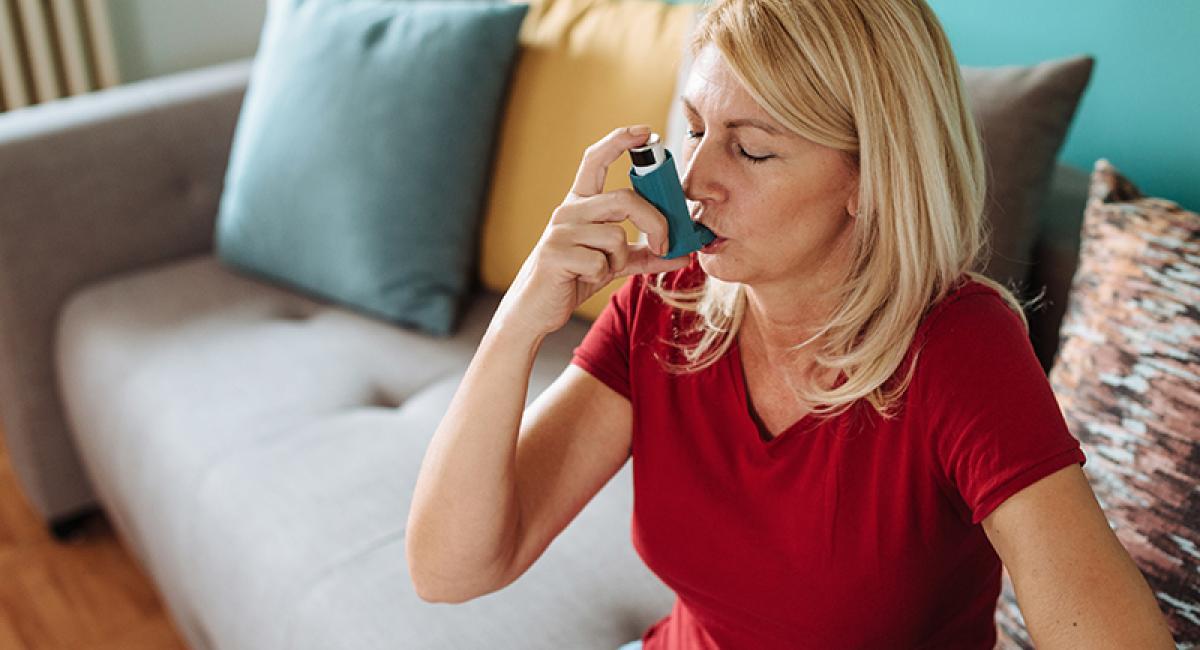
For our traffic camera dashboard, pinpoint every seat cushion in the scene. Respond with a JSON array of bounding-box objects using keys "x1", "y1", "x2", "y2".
[
  {"x1": 56, "y1": 254, "x2": 671, "y2": 649},
  {"x1": 196, "y1": 385, "x2": 670, "y2": 650}
]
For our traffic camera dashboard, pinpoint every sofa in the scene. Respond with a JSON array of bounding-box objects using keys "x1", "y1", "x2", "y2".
[
  {"x1": 0, "y1": 57, "x2": 679, "y2": 648},
  {"x1": 5, "y1": 1, "x2": 1194, "y2": 648}
]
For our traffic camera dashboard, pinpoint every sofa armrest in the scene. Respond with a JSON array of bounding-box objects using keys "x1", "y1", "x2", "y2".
[{"x1": 0, "y1": 59, "x2": 251, "y2": 528}]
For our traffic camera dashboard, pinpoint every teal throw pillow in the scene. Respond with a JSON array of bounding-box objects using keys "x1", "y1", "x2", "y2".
[{"x1": 215, "y1": 0, "x2": 529, "y2": 336}]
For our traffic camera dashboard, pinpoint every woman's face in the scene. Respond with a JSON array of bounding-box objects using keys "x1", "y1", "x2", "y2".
[{"x1": 680, "y1": 45, "x2": 859, "y2": 288}]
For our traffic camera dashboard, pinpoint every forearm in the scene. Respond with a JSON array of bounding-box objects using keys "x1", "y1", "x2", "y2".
[
  {"x1": 406, "y1": 318, "x2": 545, "y2": 603},
  {"x1": 1024, "y1": 553, "x2": 1177, "y2": 650},
  {"x1": 1015, "y1": 513, "x2": 1177, "y2": 650}
]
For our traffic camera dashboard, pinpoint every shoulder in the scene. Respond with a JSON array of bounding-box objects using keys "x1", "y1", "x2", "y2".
[
  {"x1": 905, "y1": 275, "x2": 1036, "y2": 392},
  {"x1": 917, "y1": 275, "x2": 1026, "y2": 349}
]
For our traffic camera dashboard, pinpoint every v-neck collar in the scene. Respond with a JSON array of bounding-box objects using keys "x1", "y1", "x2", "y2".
[{"x1": 728, "y1": 335, "x2": 844, "y2": 451}]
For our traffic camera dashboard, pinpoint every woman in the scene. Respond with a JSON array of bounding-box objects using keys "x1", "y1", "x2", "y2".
[{"x1": 406, "y1": 0, "x2": 1176, "y2": 647}]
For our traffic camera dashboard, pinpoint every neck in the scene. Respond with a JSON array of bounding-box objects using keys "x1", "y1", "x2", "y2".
[
  {"x1": 741, "y1": 247, "x2": 850, "y2": 356},
  {"x1": 742, "y1": 283, "x2": 831, "y2": 355}
]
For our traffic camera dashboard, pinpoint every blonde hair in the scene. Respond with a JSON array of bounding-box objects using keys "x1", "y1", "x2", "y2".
[{"x1": 650, "y1": 0, "x2": 1027, "y2": 419}]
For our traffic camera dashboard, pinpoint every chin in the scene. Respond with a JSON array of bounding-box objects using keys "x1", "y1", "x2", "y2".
[{"x1": 696, "y1": 251, "x2": 745, "y2": 283}]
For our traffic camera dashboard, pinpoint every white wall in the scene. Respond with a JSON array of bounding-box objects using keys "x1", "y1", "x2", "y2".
[{"x1": 106, "y1": 0, "x2": 268, "y2": 83}]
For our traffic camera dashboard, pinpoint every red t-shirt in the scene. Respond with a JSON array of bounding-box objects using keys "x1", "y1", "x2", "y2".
[{"x1": 570, "y1": 255, "x2": 1086, "y2": 649}]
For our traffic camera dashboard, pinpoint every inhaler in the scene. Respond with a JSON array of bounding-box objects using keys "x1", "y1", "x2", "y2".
[{"x1": 628, "y1": 133, "x2": 716, "y2": 259}]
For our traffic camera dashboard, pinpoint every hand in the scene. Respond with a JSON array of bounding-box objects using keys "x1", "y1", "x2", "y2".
[{"x1": 494, "y1": 125, "x2": 691, "y2": 339}]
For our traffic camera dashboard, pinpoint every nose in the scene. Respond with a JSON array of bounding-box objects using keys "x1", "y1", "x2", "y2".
[{"x1": 680, "y1": 137, "x2": 722, "y2": 212}]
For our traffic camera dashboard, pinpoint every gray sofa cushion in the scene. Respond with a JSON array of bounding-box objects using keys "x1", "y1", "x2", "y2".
[
  {"x1": 961, "y1": 55, "x2": 1093, "y2": 291},
  {"x1": 56, "y1": 254, "x2": 672, "y2": 649}
]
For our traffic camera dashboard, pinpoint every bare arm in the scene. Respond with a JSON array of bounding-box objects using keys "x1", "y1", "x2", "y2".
[
  {"x1": 405, "y1": 321, "x2": 544, "y2": 603},
  {"x1": 405, "y1": 125, "x2": 685, "y2": 603},
  {"x1": 983, "y1": 464, "x2": 1176, "y2": 648}
]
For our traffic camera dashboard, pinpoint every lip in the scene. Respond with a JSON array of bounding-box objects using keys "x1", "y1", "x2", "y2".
[{"x1": 701, "y1": 236, "x2": 728, "y2": 253}]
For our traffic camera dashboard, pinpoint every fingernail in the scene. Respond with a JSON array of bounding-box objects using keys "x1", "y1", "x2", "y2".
[{"x1": 629, "y1": 125, "x2": 651, "y2": 136}]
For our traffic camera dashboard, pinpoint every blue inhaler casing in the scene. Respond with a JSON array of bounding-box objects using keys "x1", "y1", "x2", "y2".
[{"x1": 628, "y1": 133, "x2": 716, "y2": 259}]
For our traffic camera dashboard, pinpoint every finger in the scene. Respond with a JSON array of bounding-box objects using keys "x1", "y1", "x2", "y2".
[
  {"x1": 555, "y1": 190, "x2": 671, "y2": 255},
  {"x1": 561, "y1": 246, "x2": 613, "y2": 285},
  {"x1": 614, "y1": 244, "x2": 691, "y2": 278},
  {"x1": 552, "y1": 222, "x2": 630, "y2": 275},
  {"x1": 568, "y1": 125, "x2": 652, "y2": 198}
]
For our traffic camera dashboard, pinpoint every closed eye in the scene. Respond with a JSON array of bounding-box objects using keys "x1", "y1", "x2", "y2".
[{"x1": 684, "y1": 130, "x2": 774, "y2": 164}]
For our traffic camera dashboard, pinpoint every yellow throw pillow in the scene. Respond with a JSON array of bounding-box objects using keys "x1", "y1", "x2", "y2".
[{"x1": 480, "y1": 0, "x2": 698, "y2": 321}]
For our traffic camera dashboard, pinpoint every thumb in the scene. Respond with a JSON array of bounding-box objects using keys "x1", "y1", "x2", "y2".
[{"x1": 617, "y1": 243, "x2": 691, "y2": 277}]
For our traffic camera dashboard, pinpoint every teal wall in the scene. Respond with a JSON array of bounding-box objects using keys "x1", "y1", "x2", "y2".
[
  {"x1": 926, "y1": 1, "x2": 1199, "y2": 211},
  {"x1": 672, "y1": 0, "x2": 1199, "y2": 210}
]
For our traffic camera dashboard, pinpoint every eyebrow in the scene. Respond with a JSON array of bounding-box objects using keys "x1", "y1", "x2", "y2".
[{"x1": 682, "y1": 96, "x2": 784, "y2": 136}]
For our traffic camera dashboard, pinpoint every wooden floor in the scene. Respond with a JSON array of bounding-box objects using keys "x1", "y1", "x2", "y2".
[{"x1": 0, "y1": 427, "x2": 188, "y2": 649}]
